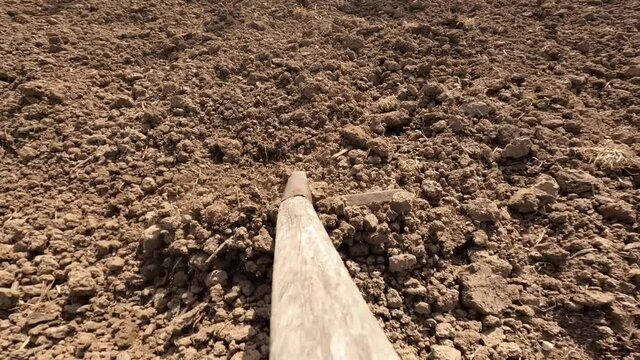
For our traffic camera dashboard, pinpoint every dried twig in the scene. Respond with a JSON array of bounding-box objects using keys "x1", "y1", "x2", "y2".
[
  {"x1": 19, "y1": 280, "x2": 55, "y2": 350},
  {"x1": 469, "y1": 346, "x2": 481, "y2": 360},
  {"x1": 533, "y1": 228, "x2": 547, "y2": 247},
  {"x1": 569, "y1": 248, "x2": 597, "y2": 259},
  {"x1": 331, "y1": 148, "x2": 349, "y2": 158},
  {"x1": 193, "y1": 169, "x2": 202, "y2": 189},
  {"x1": 538, "y1": 297, "x2": 558, "y2": 313},
  {"x1": 206, "y1": 238, "x2": 234, "y2": 264},
  {"x1": 18, "y1": 336, "x2": 29, "y2": 351}
]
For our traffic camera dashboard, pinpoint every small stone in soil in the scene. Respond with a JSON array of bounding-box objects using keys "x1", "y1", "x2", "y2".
[
  {"x1": 140, "y1": 177, "x2": 157, "y2": 194},
  {"x1": 0, "y1": 270, "x2": 15, "y2": 287},
  {"x1": 114, "y1": 320, "x2": 138, "y2": 349},
  {"x1": 431, "y1": 120, "x2": 448, "y2": 132},
  {"x1": 435, "y1": 322, "x2": 455, "y2": 339},
  {"x1": 482, "y1": 327, "x2": 504, "y2": 347},
  {"x1": 141, "y1": 225, "x2": 163, "y2": 253},
  {"x1": 471, "y1": 230, "x2": 488, "y2": 246},
  {"x1": 429, "y1": 344, "x2": 462, "y2": 360},
  {"x1": 482, "y1": 315, "x2": 501, "y2": 329},
  {"x1": 110, "y1": 95, "x2": 135, "y2": 108},
  {"x1": 572, "y1": 290, "x2": 615, "y2": 308},
  {"x1": 363, "y1": 213, "x2": 379, "y2": 230},
  {"x1": 501, "y1": 137, "x2": 532, "y2": 159},
  {"x1": 253, "y1": 227, "x2": 274, "y2": 253},
  {"x1": 25, "y1": 302, "x2": 60, "y2": 326},
  {"x1": 366, "y1": 111, "x2": 411, "y2": 128},
  {"x1": 415, "y1": 302, "x2": 431, "y2": 314},
  {"x1": 389, "y1": 254, "x2": 417, "y2": 273},
  {"x1": 106, "y1": 256, "x2": 126, "y2": 272},
  {"x1": 461, "y1": 270, "x2": 519, "y2": 315},
  {"x1": 0, "y1": 288, "x2": 19, "y2": 310},
  {"x1": 464, "y1": 198, "x2": 501, "y2": 223},
  {"x1": 204, "y1": 202, "x2": 230, "y2": 225},
  {"x1": 212, "y1": 138, "x2": 242, "y2": 163},
  {"x1": 76, "y1": 332, "x2": 95, "y2": 348},
  {"x1": 116, "y1": 352, "x2": 131, "y2": 360},
  {"x1": 386, "y1": 289, "x2": 403, "y2": 308},
  {"x1": 217, "y1": 323, "x2": 256, "y2": 342},
  {"x1": 555, "y1": 169, "x2": 600, "y2": 194},
  {"x1": 341, "y1": 189, "x2": 412, "y2": 208},
  {"x1": 461, "y1": 101, "x2": 492, "y2": 117},
  {"x1": 340, "y1": 125, "x2": 372, "y2": 148},
  {"x1": 43, "y1": 324, "x2": 70, "y2": 339},
  {"x1": 541, "y1": 341, "x2": 555, "y2": 352},
  {"x1": 496, "y1": 342, "x2": 522, "y2": 358},
  {"x1": 508, "y1": 189, "x2": 541, "y2": 213},
  {"x1": 624, "y1": 65, "x2": 640, "y2": 78},
  {"x1": 17, "y1": 146, "x2": 38, "y2": 161},
  {"x1": 629, "y1": 269, "x2": 640, "y2": 287},
  {"x1": 597, "y1": 200, "x2": 636, "y2": 224},
  {"x1": 367, "y1": 138, "x2": 393, "y2": 158},
  {"x1": 68, "y1": 269, "x2": 97, "y2": 297},
  {"x1": 204, "y1": 270, "x2": 228, "y2": 287},
  {"x1": 390, "y1": 191, "x2": 413, "y2": 214}
]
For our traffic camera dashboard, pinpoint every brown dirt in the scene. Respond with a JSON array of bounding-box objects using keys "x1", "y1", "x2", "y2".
[{"x1": 1, "y1": 0, "x2": 640, "y2": 359}]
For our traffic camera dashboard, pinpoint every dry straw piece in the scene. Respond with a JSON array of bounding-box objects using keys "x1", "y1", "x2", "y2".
[
  {"x1": 373, "y1": 96, "x2": 400, "y2": 113},
  {"x1": 572, "y1": 142, "x2": 640, "y2": 171}
]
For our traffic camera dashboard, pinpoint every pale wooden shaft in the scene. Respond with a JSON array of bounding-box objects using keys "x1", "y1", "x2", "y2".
[{"x1": 270, "y1": 196, "x2": 399, "y2": 360}]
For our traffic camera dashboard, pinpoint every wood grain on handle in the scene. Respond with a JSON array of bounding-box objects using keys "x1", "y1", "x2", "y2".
[{"x1": 270, "y1": 195, "x2": 400, "y2": 360}]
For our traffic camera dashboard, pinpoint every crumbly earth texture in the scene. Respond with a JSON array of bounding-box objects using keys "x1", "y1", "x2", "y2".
[{"x1": 1, "y1": 0, "x2": 639, "y2": 359}]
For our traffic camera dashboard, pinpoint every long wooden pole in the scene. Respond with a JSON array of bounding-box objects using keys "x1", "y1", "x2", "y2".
[{"x1": 270, "y1": 171, "x2": 399, "y2": 360}]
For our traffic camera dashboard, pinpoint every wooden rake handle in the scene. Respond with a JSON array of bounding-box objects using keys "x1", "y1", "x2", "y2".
[{"x1": 270, "y1": 171, "x2": 400, "y2": 360}]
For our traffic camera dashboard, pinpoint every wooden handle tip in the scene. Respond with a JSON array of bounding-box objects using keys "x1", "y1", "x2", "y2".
[{"x1": 283, "y1": 171, "x2": 312, "y2": 202}]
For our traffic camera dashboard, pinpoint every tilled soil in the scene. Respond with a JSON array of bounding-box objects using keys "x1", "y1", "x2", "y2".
[{"x1": 1, "y1": 0, "x2": 640, "y2": 359}]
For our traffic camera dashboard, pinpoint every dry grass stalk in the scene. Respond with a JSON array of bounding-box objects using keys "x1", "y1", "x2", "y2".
[
  {"x1": 458, "y1": 17, "x2": 477, "y2": 30},
  {"x1": 292, "y1": 7, "x2": 311, "y2": 20},
  {"x1": 574, "y1": 143, "x2": 639, "y2": 171},
  {"x1": 373, "y1": 96, "x2": 400, "y2": 113}
]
